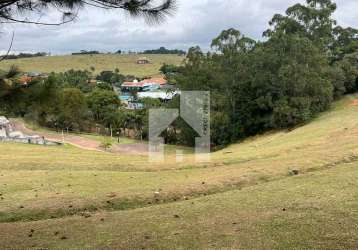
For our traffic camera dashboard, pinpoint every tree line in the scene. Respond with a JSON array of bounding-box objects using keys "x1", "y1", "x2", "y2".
[
  {"x1": 5, "y1": 52, "x2": 48, "y2": 60},
  {"x1": 72, "y1": 50, "x2": 100, "y2": 55},
  {"x1": 1, "y1": 0, "x2": 358, "y2": 149},
  {"x1": 142, "y1": 47, "x2": 186, "y2": 55},
  {"x1": 164, "y1": 0, "x2": 358, "y2": 147}
]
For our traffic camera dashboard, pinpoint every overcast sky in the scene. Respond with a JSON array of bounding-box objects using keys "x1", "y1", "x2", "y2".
[{"x1": 1, "y1": 0, "x2": 358, "y2": 54}]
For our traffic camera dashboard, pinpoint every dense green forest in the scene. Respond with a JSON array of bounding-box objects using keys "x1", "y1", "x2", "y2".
[
  {"x1": 171, "y1": 0, "x2": 358, "y2": 146},
  {"x1": 1, "y1": 0, "x2": 358, "y2": 148}
]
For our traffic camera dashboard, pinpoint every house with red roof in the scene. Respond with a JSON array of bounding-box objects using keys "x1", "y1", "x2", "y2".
[
  {"x1": 119, "y1": 77, "x2": 173, "y2": 109},
  {"x1": 121, "y1": 77, "x2": 168, "y2": 92},
  {"x1": 18, "y1": 76, "x2": 33, "y2": 85},
  {"x1": 137, "y1": 57, "x2": 151, "y2": 64}
]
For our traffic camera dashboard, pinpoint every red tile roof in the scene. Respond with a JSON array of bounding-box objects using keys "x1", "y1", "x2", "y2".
[
  {"x1": 122, "y1": 81, "x2": 144, "y2": 87},
  {"x1": 122, "y1": 77, "x2": 167, "y2": 87},
  {"x1": 18, "y1": 76, "x2": 33, "y2": 85},
  {"x1": 141, "y1": 78, "x2": 167, "y2": 85}
]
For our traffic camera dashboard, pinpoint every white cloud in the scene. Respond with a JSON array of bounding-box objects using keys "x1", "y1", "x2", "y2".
[{"x1": 0, "y1": 0, "x2": 357, "y2": 54}]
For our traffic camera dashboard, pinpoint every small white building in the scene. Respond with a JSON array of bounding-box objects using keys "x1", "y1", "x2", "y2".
[
  {"x1": 0, "y1": 116, "x2": 61, "y2": 146},
  {"x1": 0, "y1": 116, "x2": 11, "y2": 137},
  {"x1": 137, "y1": 90, "x2": 180, "y2": 101}
]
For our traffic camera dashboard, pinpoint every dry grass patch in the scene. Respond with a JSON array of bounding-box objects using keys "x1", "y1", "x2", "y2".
[
  {"x1": 0, "y1": 54, "x2": 184, "y2": 77},
  {"x1": 1, "y1": 162, "x2": 358, "y2": 249},
  {"x1": 1, "y1": 95, "x2": 358, "y2": 245}
]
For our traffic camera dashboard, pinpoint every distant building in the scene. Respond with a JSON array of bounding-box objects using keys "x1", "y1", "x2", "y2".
[
  {"x1": 137, "y1": 90, "x2": 180, "y2": 101},
  {"x1": 121, "y1": 80, "x2": 144, "y2": 92},
  {"x1": 18, "y1": 75, "x2": 33, "y2": 85},
  {"x1": 127, "y1": 102, "x2": 145, "y2": 110},
  {"x1": 137, "y1": 57, "x2": 151, "y2": 64},
  {"x1": 88, "y1": 79, "x2": 98, "y2": 86},
  {"x1": 28, "y1": 71, "x2": 41, "y2": 77},
  {"x1": 141, "y1": 77, "x2": 167, "y2": 86},
  {"x1": 121, "y1": 78, "x2": 168, "y2": 92},
  {"x1": 0, "y1": 116, "x2": 61, "y2": 145},
  {"x1": 18, "y1": 72, "x2": 48, "y2": 85},
  {"x1": 0, "y1": 116, "x2": 10, "y2": 138},
  {"x1": 119, "y1": 77, "x2": 178, "y2": 109}
]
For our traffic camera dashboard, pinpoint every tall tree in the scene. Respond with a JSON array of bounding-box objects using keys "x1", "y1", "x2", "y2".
[
  {"x1": 264, "y1": 0, "x2": 337, "y2": 51},
  {"x1": 335, "y1": 52, "x2": 358, "y2": 94},
  {"x1": 210, "y1": 28, "x2": 255, "y2": 137},
  {"x1": 245, "y1": 34, "x2": 333, "y2": 130},
  {"x1": 57, "y1": 88, "x2": 88, "y2": 130},
  {"x1": 331, "y1": 26, "x2": 358, "y2": 61},
  {"x1": 87, "y1": 88, "x2": 121, "y2": 125},
  {"x1": 55, "y1": 70, "x2": 93, "y2": 93}
]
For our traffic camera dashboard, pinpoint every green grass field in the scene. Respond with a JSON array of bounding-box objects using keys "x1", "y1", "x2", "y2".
[
  {"x1": 0, "y1": 54, "x2": 184, "y2": 77},
  {"x1": 1, "y1": 94, "x2": 358, "y2": 249}
]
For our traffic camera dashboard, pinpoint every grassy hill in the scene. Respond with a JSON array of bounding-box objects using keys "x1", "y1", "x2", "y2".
[
  {"x1": 0, "y1": 54, "x2": 184, "y2": 77},
  {"x1": 1, "y1": 94, "x2": 358, "y2": 249}
]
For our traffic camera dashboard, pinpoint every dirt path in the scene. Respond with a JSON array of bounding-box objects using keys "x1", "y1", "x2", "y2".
[{"x1": 10, "y1": 120, "x2": 148, "y2": 155}]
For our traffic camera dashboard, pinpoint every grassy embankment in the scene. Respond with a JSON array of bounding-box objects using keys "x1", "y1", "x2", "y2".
[{"x1": 1, "y1": 94, "x2": 358, "y2": 248}]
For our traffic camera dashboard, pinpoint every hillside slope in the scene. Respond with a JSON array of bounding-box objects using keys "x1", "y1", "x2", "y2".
[
  {"x1": 1, "y1": 94, "x2": 358, "y2": 249},
  {"x1": 0, "y1": 54, "x2": 184, "y2": 77},
  {"x1": 1, "y1": 160, "x2": 358, "y2": 249}
]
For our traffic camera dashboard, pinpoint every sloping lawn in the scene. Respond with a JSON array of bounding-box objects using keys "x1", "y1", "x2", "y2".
[
  {"x1": 1, "y1": 162, "x2": 358, "y2": 249},
  {"x1": 1, "y1": 95, "x2": 358, "y2": 248}
]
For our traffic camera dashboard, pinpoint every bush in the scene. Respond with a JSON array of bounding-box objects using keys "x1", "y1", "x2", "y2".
[{"x1": 100, "y1": 140, "x2": 112, "y2": 151}]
